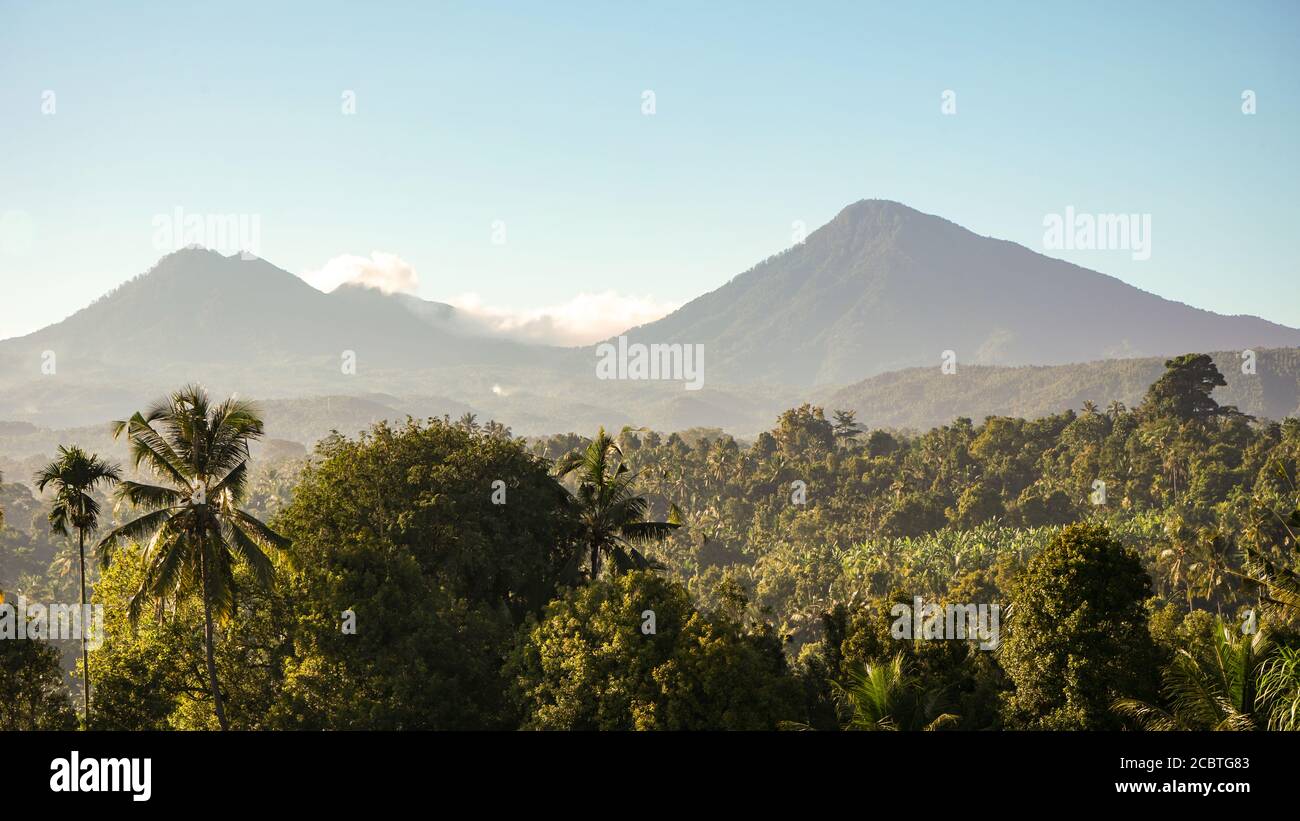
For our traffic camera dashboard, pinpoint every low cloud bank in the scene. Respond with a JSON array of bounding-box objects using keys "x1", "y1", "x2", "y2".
[{"x1": 304, "y1": 252, "x2": 677, "y2": 346}]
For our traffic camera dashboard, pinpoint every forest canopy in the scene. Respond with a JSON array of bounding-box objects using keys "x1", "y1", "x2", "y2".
[{"x1": 2, "y1": 354, "x2": 1299, "y2": 731}]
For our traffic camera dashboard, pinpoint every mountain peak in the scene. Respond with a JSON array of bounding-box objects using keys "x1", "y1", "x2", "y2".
[
  {"x1": 624, "y1": 199, "x2": 1300, "y2": 386},
  {"x1": 836, "y1": 198, "x2": 925, "y2": 218},
  {"x1": 131, "y1": 247, "x2": 284, "y2": 289},
  {"x1": 151, "y1": 245, "x2": 256, "y2": 267},
  {"x1": 823, "y1": 199, "x2": 966, "y2": 243}
]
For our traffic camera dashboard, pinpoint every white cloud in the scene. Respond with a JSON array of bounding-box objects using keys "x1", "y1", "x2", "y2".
[
  {"x1": 445, "y1": 291, "x2": 679, "y2": 346},
  {"x1": 302, "y1": 252, "x2": 419, "y2": 295},
  {"x1": 303, "y1": 252, "x2": 678, "y2": 346}
]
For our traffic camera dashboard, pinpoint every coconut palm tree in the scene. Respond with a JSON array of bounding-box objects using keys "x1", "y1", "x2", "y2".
[
  {"x1": 33, "y1": 446, "x2": 121, "y2": 725},
  {"x1": 554, "y1": 427, "x2": 681, "y2": 579},
  {"x1": 832, "y1": 654, "x2": 958, "y2": 731},
  {"x1": 1114, "y1": 621, "x2": 1272, "y2": 730},
  {"x1": 1258, "y1": 646, "x2": 1300, "y2": 730},
  {"x1": 1240, "y1": 490, "x2": 1300, "y2": 626},
  {"x1": 97, "y1": 385, "x2": 287, "y2": 730},
  {"x1": 456, "y1": 412, "x2": 480, "y2": 432},
  {"x1": 1141, "y1": 418, "x2": 1189, "y2": 501},
  {"x1": 1231, "y1": 493, "x2": 1300, "y2": 730}
]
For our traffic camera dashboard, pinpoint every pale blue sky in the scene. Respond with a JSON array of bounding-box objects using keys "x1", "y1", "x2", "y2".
[{"x1": 1, "y1": 0, "x2": 1298, "y2": 342}]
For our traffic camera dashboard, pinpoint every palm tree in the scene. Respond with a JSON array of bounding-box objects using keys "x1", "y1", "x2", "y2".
[
  {"x1": 34, "y1": 445, "x2": 122, "y2": 725},
  {"x1": 1258, "y1": 646, "x2": 1300, "y2": 730},
  {"x1": 554, "y1": 427, "x2": 681, "y2": 579},
  {"x1": 1157, "y1": 541, "x2": 1195, "y2": 606},
  {"x1": 97, "y1": 385, "x2": 287, "y2": 730},
  {"x1": 1141, "y1": 418, "x2": 1187, "y2": 501},
  {"x1": 831, "y1": 654, "x2": 957, "y2": 731},
  {"x1": 1081, "y1": 400, "x2": 1099, "y2": 416},
  {"x1": 1240, "y1": 489, "x2": 1300, "y2": 626},
  {"x1": 1115, "y1": 621, "x2": 1272, "y2": 730},
  {"x1": 1106, "y1": 400, "x2": 1127, "y2": 421},
  {"x1": 456, "y1": 412, "x2": 480, "y2": 432},
  {"x1": 1234, "y1": 493, "x2": 1300, "y2": 730},
  {"x1": 704, "y1": 441, "x2": 735, "y2": 493}
]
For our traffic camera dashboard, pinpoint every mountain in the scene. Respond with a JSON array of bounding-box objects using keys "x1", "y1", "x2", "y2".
[
  {"x1": 4, "y1": 202, "x2": 1299, "y2": 438},
  {"x1": 0, "y1": 248, "x2": 797, "y2": 433},
  {"x1": 0, "y1": 249, "x2": 559, "y2": 426},
  {"x1": 0, "y1": 248, "x2": 544, "y2": 378},
  {"x1": 821, "y1": 347, "x2": 1300, "y2": 432},
  {"x1": 619, "y1": 200, "x2": 1300, "y2": 386}
]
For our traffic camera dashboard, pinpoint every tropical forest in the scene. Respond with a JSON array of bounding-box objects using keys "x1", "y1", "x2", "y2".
[{"x1": 2, "y1": 352, "x2": 1298, "y2": 733}]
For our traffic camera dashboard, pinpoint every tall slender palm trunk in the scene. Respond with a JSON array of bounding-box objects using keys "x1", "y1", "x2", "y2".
[
  {"x1": 77, "y1": 528, "x2": 90, "y2": 726},
  {"x1": 200, "y1": 548, "x2": 229, "y2": 730}
]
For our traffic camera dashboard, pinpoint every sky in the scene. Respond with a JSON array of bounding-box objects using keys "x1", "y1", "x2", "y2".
[{"x1": 1, "y1": 0, "x2": 1298, "y2": 343}]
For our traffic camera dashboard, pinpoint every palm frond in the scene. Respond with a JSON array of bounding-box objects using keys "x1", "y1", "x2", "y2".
[
  {"x1": 1258, "y1": 646, "x2": 1300, "y2": 731},
  {"x1": 115, "y1": 480, "x2": 186, "y2": 510},
  {"x1": 224, "y1": 520, "x2": 277, "y2": 589},
  {"x1": 97, "y1": 507, "x2": 177, "y2": 564},
  {"x1": 1113, "y1": 698, "x2": 1182, "y2": 730}
]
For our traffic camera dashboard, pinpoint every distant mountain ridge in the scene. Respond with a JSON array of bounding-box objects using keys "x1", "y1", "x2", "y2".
[
  {"x1": 7, "y1": 346, "x2": 1299, "y2": 482},
  {"x1": 822, "y1": 347, "x2": 1300, "y2": 432}
]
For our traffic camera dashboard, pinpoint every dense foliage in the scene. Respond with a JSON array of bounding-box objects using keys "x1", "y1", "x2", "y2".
[
  {"x1": 2, "y1": 353, "x2": 1299, "y2": 730},
  {"x1": 508, "y1": 571, "x2": 800, "y2": 729}
]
